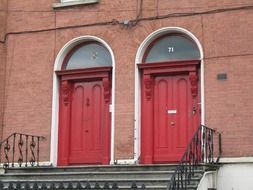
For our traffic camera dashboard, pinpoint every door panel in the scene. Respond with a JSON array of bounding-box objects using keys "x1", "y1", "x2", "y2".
[
  {"x1": 90, "y1": 84, "x2": 103, "y2": 151},
  {"x1": 153, "y1": 74, "x2": 196, "y2": 162},
  {"x1": 70, "y1": 84, "x2": 85, "y2": 153},
  {"x1": 69, "y1": 81, "x2": 104, "y2": 164},
  {"x1": 175, "y1": 78, "x2": 188, "y2": 149}
]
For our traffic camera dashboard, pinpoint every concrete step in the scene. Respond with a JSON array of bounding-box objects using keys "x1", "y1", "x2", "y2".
[
  {"x1": 1, "y1": 182, "x2": 168, "y2": 190},
  {"x1": 0, "y1": 170, "x2": 204, "y2": 180},
  {"x1": 0, "y1": 170, "x2": 173, "y2": 180},
  {"x1": 4, "y1": 164, "x2": 180, "y2": 174},
  {"x1": 0, "y1": 176, "x2": 203, "y2": 187},
  {"x1": 0, "y1": 164, "x2": 213, "y2": 190},
  {"x1": 1, "y1": 178, "x2": 202, "y2": 189}
]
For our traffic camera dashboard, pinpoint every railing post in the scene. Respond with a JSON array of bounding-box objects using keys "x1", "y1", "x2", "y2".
[
  {"x1": 37, "y1": 136, "x2": 40, "y2": 166},
  {"x1": 18, "y1": 134, "x2": 24, "y2": 167},
  {"x1": 211, "y1": 129, "x2": 214, "y2": 163},
  {"x1": 217, "y1": 133, "x2": 222, "y2": 163},
  {"x1": 25, "y1": 135, "x2": 28, "y2": 167},
  {"x1": 12, "y1": 134, "x2": 16, "y2": 167},
  {"x1": 0, "y1": 143, "x2": 2, "y2": 164},
  {"x1": 4, "y1": 139, "x2": 10, "y2": 168},
  {"x1": 201, "y1": 125, "x2": 205, "y2": 163}
]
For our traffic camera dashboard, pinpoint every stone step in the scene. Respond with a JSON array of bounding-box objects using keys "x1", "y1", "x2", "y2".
[
  {"x1": 4, "y1": 164, "x2": 181, "y2": 174},
  {"x1": 1, "y1": 183, "x2": 199, "y2": 190},
  {"x1": 1, "y1": 182, "x2": 169, "y2": 190},
  {"x1": 0, "y1": 170, "x2": 173, "y2": 180},
  {"x1": 0, "y1": 183, "x2": 199, "y2": 190},
  {"x1": 0, "y1": 176, "x2": 202, "y2": 187},
  {"x1": 0, "y1": 167, "x2": 204, "y2": 181},
  {"x1": 0, "y1": 164, "x2": 215, "y2": 190},
  {"x1": 0, "y1": 170, "x2": 203, "y2": 180}
]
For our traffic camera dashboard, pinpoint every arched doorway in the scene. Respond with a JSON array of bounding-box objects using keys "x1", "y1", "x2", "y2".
[
  {"x1": 56, "y1": 40, "x2": 113, "y2": 166},
  {"x1": 135, "y1": 28, "x2": 203, "y2": 164}
]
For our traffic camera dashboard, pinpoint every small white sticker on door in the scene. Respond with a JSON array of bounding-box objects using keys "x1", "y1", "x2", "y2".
[{"x1": 168, "y1": 110, "x2": 177, "y2": 114}]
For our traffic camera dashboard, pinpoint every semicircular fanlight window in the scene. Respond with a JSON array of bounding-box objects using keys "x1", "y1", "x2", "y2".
[
  {"x1": 64, "y1": 42, "x2": 112, "y2": 70},
  {"x1": 144, "y1": 34, "x2": 200, "y2": 63}
]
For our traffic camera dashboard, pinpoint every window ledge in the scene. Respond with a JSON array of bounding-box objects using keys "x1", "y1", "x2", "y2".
[{"x1": 53, "y1": 0, "x2": 99, "y2": 9}]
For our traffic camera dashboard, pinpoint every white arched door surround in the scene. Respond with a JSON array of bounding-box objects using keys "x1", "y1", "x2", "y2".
[
  {"x1": 50, "y1": 36, "x2": 116, "y2": 166},
  {"x1": 134, "y1": 27, "x2": 205, "y2": 163}
]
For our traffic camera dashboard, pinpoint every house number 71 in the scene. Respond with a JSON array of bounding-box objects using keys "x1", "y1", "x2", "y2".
[{"x1": 168, "y1": 47, "x2": 174, "y2": 53}]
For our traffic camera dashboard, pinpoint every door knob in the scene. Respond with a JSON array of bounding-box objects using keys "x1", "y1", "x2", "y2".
[{"x1": 170, "y1": 121, "x2": 175, "y2": 126}]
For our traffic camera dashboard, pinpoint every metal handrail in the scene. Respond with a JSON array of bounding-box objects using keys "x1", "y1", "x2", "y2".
[
  {"x1": 0, "y1": 132, "x2": 46, "y2": 168},
  {"x1": 167, "y1": 125, "x2": 222, "y2": 190}
]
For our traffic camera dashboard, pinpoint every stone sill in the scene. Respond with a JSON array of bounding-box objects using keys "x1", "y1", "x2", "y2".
[{"x1": 53, "y1": 0, "x2": 99, "y2": 9}]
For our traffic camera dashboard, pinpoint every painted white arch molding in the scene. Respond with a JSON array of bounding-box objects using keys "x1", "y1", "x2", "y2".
[
  {"x1": 134, "y1": 27, "x2": 205, "y2": 162},
  {"x1": 50, "y1": 36, "x2": 116, "y2": 166}
]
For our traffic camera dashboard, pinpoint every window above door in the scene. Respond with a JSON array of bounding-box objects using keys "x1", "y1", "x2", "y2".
[
  {"x1": 63, "y1": 42, "x2": 112, "y2": 70},
  {"x1": 143, "y1": 34, "x2": 201, "y2": 63}
]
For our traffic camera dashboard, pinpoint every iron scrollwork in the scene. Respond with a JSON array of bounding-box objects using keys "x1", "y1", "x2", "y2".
[
  {"x1": 0, "y1": 133, "x2": 45, "y2": 168},
  {"x1": 18, "y1": 134, "x2": 24, "y2": 167},
  {"x1": 30, "y1": 136, "x2": 36, "y2": 166},
  {"x1": 3, "y1": 139, "x2": 11, "y2": 168}
]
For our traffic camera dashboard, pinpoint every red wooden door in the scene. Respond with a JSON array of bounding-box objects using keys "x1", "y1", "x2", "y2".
[
  {"x1": 153, "y1": 74, "x2": 198, "y2": 162},
  {"x1": 57, "y1": 68, "x2": 111, "y2": 166},
  {"x1": 69, "y1": 80, "x2": 104, "y2": 164}
]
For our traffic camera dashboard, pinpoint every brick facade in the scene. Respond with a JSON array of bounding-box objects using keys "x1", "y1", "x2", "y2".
[
  {"x1": 0, "y1": 0, "x2": 253, "y2": 162},
  {"x1": 0, "y1": 0, "x2": 7, "y2": 141}
]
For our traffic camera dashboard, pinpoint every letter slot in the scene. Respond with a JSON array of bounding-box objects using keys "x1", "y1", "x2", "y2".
[{"x1": 167, "y1": 109, "x2": 177, "y2": 114}]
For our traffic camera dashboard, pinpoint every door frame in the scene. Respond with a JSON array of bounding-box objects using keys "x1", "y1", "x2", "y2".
[
  {"x1": 51, "y1": 36, "x2": 116, "y2": 166},
  {"x1": 57, "y1": 67, "x2": 112, "y2": 165},
  {"x1": 134, "y1": 27, "x2": 204, "y2": 163},
  {"x1": 138, "y1": 61, "x2": 200, "y2": 163}
]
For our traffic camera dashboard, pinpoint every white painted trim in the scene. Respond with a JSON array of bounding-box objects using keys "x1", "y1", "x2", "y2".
[
  {"x1": 53, "y1": 0, "x2": 99, "y2": 9},
  {"x1": 0, "y1": 162, "x2": 52, "y2": 174},
  {"x1": 219, "y1": 157, "x2": 253, "y2": 163},
  {"x1": 0, "y1": 162, "x2": 52, "y2": 168},
  {"x1": 197, "y1": 171, "x2": 217, "y2": 190},
  {"x1": 134, "y1": 27, "x2": 205, "y2": 162},
  {"x1": 50, "y1": 36, "x2": 115, "y2": 166},
  {"x1": 0, "y1": 162, "x2": 52, "y2": 175},
  {"x1": 114, "y1": 159, "x2": 138, "y2": 165}
]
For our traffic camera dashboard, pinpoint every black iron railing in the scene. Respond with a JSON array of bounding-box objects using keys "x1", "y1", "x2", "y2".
[
  {"x1": 168, "y1": 125, "x2": 222, "y2": 190},
  {"x1": 0, "y1": 133, "x2": 46, "y2": 168}
]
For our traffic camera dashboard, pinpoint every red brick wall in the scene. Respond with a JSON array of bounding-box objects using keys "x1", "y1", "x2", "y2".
[
  {"x1": 1, "y1": 0, "x2": 253, "y2": 161},
  {"x1": 0, "y1": 44, "x2": 6, "y2": 141},
  {"x1": 203, "y1": 9, "x2": 253, "y2": 157},
  {"x1": 0, "y1": 0, "x2": 7, "y2": 141},
  {"x1": 3, "y1": 33, "x2": 55, "y2": 161}
]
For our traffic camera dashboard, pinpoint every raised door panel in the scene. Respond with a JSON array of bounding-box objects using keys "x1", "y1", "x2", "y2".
[
  {"x1": 154, "y1": 76, "x2": 172, "y2": 161},
  {"x1": 69, "y1": 83, "x2": 86, "y2": 161},
  {"x1": 86, "y1": 81, "x2": 103, "y2": 162},
  {"x1": 173, "y1": 76, "x2": 191, "y2": 156}
]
